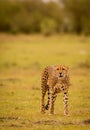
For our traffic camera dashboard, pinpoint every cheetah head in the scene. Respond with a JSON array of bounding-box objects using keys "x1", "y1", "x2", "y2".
[{"x1": 55, "y1": 65, "x2": 69, "y2": 79}]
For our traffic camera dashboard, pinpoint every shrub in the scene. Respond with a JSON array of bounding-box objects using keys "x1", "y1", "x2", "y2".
[{"x1": 40, "y1": 18, "x2": 57, "y2": 36}]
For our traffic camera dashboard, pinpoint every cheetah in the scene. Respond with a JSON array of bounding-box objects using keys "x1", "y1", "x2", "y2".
[{"x1": 41, "y1": 65, "x2": 70, "y2": 115}]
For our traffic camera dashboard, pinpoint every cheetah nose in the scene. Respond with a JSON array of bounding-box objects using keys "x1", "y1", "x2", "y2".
[{"x1": 59, "y1": 73, "x2": 63, "y2": 77}]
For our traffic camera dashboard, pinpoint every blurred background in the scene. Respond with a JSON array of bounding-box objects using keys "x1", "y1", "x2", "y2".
[{"x1": 0, "y1": 0, "x2": 90, "y2": 35}]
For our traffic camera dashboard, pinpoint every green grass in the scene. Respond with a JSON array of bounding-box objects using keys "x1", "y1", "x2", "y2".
[{"x1": 0, "y1": 34, "x2": 90, "y2": 130}]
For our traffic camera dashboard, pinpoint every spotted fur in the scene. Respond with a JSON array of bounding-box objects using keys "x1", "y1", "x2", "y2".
[{"x1": 41, "y1": 65, "x2": 70, "y2": 115}]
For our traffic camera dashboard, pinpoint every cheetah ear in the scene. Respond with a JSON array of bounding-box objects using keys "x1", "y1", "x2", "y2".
[{"x1": 66, "y1": 66, "x2": 69, "y2": 70}]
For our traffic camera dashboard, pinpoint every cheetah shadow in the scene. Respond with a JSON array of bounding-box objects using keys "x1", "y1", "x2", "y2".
[
  {"x1": 34, "y1": 118, "x2": 90, "y2": 125},
  {"x1": 0, "y1": 117, "x2": 90, "y2": 127}
]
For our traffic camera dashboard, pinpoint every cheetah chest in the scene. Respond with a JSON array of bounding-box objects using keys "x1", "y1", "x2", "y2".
[{"x1": 54, "y1": 83, "x2": 68, "y2": 93}]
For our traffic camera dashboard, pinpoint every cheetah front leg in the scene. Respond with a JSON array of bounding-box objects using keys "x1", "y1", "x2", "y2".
[
  {"x1": 63, "y1": 91, "x2": 69, "y2": 116},
  {"x1": 45, "y1": 88, "x2": 50, "y2": 110},
  {"x1": 49, "y1": 89, "x2": 57, "y2": 115}
]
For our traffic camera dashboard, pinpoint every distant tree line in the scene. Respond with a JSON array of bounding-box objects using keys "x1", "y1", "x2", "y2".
[{"x1": 0, "y1": 0, "x2": 90, "y2": 35}]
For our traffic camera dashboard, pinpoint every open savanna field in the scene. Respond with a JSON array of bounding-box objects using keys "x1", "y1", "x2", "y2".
[{"x1": 0, "y1": 34, "x2": 90, "y2": 130}]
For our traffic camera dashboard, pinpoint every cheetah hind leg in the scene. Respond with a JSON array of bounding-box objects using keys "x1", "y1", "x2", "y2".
[{"x1": 41, "y1": 88, "x2": 47, "y2": 114}]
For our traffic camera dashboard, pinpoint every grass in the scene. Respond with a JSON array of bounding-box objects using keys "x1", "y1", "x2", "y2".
[{"x1": 0, "y1": 34, "x2": 90, "y2": 130}]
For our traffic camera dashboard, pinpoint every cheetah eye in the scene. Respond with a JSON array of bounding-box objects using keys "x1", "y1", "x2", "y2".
[
  {"x1": 56, "y1": 68, "x2": 59, "y2": 70},
  {"x1": 62, "y1": 68, "x2": 65, "y2": 70}
]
